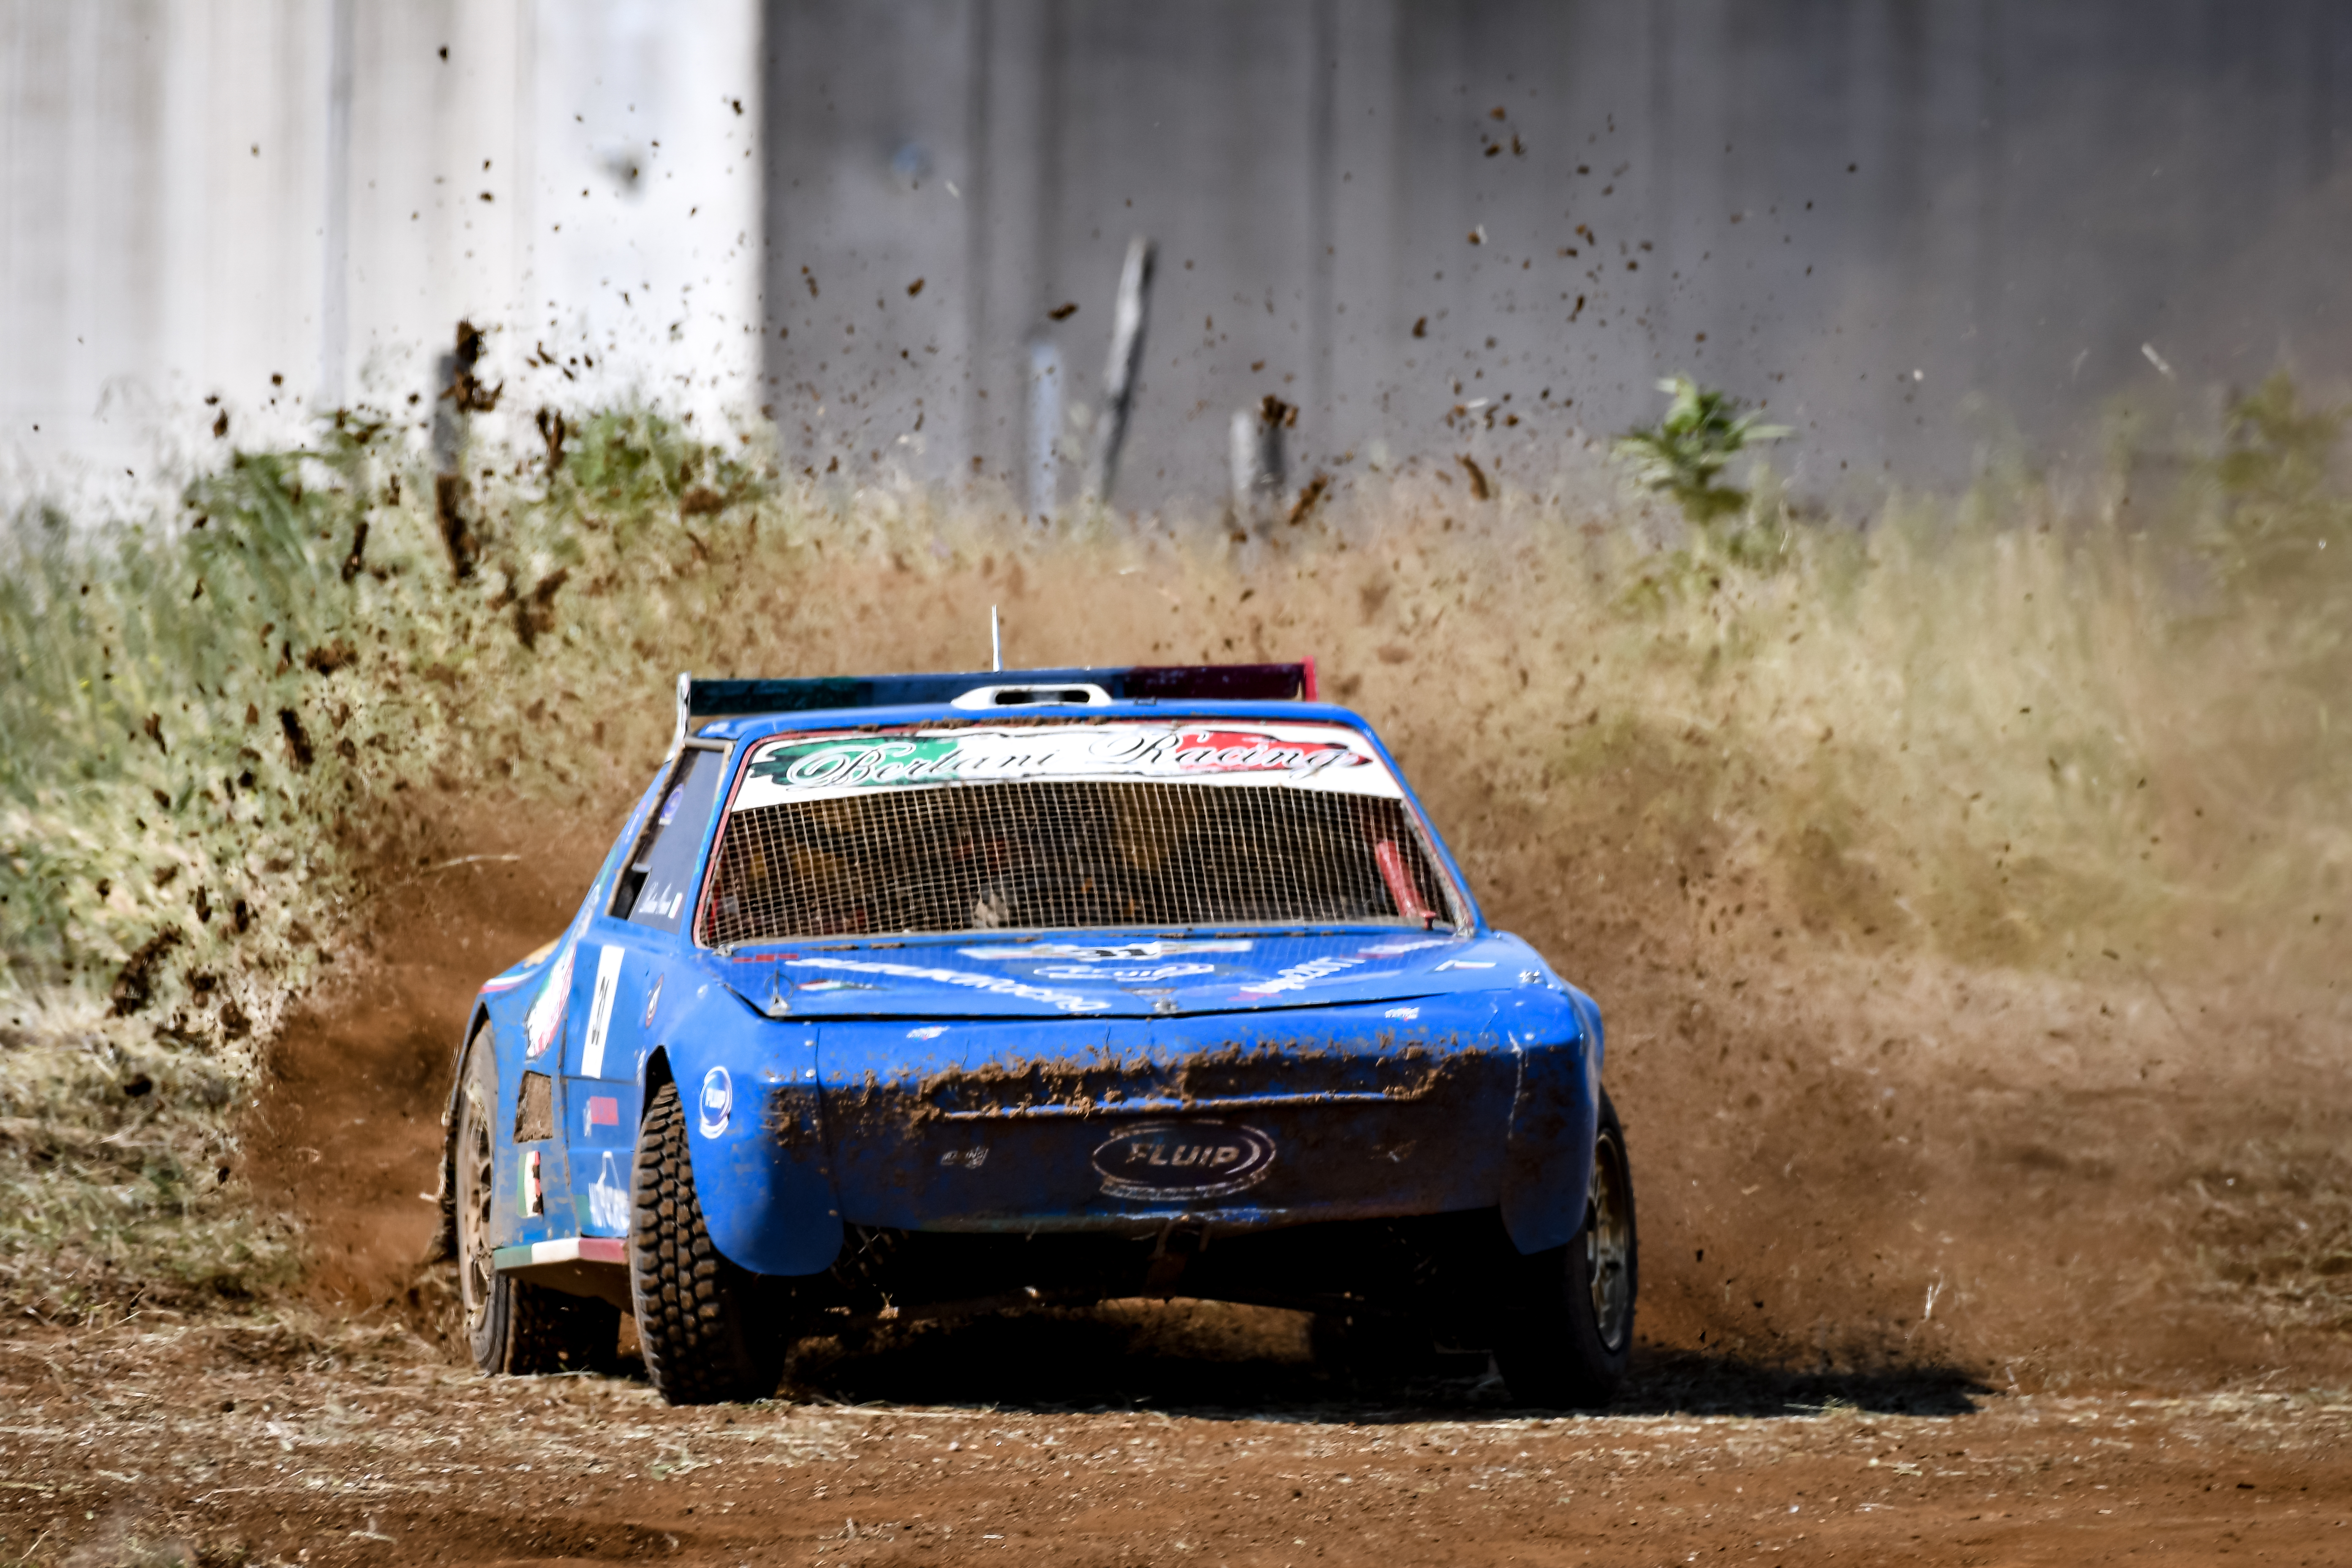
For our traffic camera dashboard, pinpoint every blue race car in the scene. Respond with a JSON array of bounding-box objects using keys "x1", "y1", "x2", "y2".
[{"x1": 438, "y1": 663, "x2": 1636, "y2": 1405}]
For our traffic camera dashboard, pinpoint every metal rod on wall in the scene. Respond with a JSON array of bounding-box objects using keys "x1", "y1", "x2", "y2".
[
  {"x1": 1229, "y1": 395, "x2": 1292, "y2": 531},
  {"x1": 1083, "y1": 234, "x2": 1156, "y2": 504}
]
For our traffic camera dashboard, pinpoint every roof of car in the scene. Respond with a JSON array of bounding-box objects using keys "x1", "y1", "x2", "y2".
[
  {"x1": 671, "y1": 662, "x2": 1328, "y2": 751},
  {"x1": 694, "y1": 697, "x2": 1375, "y2": 745}
]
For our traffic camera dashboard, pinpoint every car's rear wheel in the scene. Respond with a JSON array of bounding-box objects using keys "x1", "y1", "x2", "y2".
[
  {"x1": 629, "y1": 1076, "x2": 787, "y2": 1405},
  {"x1": 1493, "y1": 1091, "x2": 1637, "y2": 1407},
  {"x1": 455, "y1": 1027, "x2": 618, "y2": 1375}
]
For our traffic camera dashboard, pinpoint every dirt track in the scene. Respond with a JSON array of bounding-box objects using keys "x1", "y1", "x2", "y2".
[
  {"x1": 114, "y1": 751, "x2": 2345, "y2": 1564},
  {"x1": 3, "y1": 1311, "x2": 2349, "y2": 1567}
]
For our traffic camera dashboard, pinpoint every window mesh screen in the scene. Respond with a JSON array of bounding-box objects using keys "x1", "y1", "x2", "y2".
[{"x1": 698, "y1": 781, "x2": 1452, "y2": 945}]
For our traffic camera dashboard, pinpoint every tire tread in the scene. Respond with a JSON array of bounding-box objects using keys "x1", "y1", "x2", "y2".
[{"x1": 629, "y1": 1078, "x2": 783, "y2": 1404}]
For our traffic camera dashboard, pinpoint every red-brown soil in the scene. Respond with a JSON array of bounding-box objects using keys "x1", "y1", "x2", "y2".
[
  {"x1": 244, "y1": 818, "x2": 599, "y2": 1322},
  {"x1": 1, "y1": 1310, "x2": 2347, "y2": 1567}
]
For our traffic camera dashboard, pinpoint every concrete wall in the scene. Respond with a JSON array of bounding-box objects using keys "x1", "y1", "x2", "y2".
[
  {"x1": 0, "y1": 0, "x2": 761, "y2": 514},
  {"x1": 9, "y1": 1, "x2": 2352, "y2": 520},
  {"x1": 760, "y1": 0, "x2": 2352, "y2": 514}
]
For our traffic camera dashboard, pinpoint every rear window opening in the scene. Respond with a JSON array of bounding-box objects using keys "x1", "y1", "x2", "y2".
[{"x1": 695, "y1": 721, "x2": 1460, "y2": 945}]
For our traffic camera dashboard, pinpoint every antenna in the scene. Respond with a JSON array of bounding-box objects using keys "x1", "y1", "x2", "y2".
[{"x1": 991, "y1": 605, "x2": 1002, "y2": 671}]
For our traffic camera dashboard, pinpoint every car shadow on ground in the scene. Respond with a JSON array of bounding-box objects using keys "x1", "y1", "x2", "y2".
[
  {"x1": 1610, "y1": 1346, "x2": 1991, "y2": 1419},
  {"x1": 770, "y1": 1308, "x2": 1991, "y2": 1422}
]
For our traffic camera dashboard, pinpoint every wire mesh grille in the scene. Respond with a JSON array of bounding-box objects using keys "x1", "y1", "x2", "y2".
[{"x1": 698, "y1": 780, "x2": 1453, "y2": 944}]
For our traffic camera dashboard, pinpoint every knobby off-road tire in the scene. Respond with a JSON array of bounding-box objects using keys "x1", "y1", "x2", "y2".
[
  {"x1": 1493, "y1": 1091, "x2": 1638, "y2": 1408},
  {"x1": 629, "y1": 1077, "x2": 786, "y2": 1405},
  {"x1": 455, "y1": 1027, "x2": 619, "y2": 1375}
]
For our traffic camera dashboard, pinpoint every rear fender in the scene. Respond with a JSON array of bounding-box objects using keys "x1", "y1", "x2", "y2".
[
  {"x1": 1496, "y1": 985, "x2": 1605, "y2": 1254},
  {"x1": 640, "y1": 978, "x2": 843, "y2": 1277}
]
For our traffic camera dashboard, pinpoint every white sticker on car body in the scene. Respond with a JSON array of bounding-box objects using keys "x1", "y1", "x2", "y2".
[
  {"x1": 587, "y1": 1150, "x2": 628, "y2": 1231},
  {"x1": 1358, "y1": 936, "x2": 1454, "y2": 957},
  {"x1": 784, "y1": 956, "x2": 1109, "y2": 1013},
  {"x1": 698, "y1": 1067, "x2": 732, "y2": 1138},
  {"x1": 1034, "y1": 963, "x2": 1216, "y2": 982},
  {"x1": 580, "y1": 944, "x2": 625, "y2": 1078},
  {"x1": 1092, "y1": 1122, "x2": 1277, "y2": 1200},
  {"x1": 959, "y1": 939, "x2": 1254, "y2": 962},
  {"x1": 1236, "y1": 953, "x2": 1367, "y2": 996},
  {"x1": 523, "y1": 906, "x2": 592, "y2": 1058},
  {"x1": 733, "y1": 722, "x2": 1396, "y2": 810}
]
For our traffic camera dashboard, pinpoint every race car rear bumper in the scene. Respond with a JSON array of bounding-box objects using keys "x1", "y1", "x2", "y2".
[{"x1": 671, "y1": 987, "x2": 1603, "y2": 1277}]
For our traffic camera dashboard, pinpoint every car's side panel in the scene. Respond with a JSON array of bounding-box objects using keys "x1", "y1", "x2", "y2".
[
  {"x1": 564, "y1": 1079, "x2": 642, "y2": 1237},
  {"x1": 655, "y1": 975, "x2": 843, "y2": 1276},
  {"x1": 482, "y1": 771, "x2": 666, "y2": 1256},
  {"x1": 555, "y1": 922, "x2": 672, "y2": 1233},
  {"x1": 474, "y1": 980, "x2": 564, "y2": 1254},
  {"x1": 564, "y1": 743, "x2": 741, "y2": 1237},
  {"x1": 1495, "y1": 984, "x2": 1605, "y2": 1254}
]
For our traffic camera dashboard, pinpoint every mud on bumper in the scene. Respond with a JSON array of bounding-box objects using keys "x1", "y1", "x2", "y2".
[{"x1": 680, "y1": 991, "x2": 1603, "y2": 1277}]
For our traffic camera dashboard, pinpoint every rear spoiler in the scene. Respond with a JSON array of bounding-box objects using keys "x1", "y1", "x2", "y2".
[{"x1": 669, "y1": 661, "x2": 1318, "y2": 757}]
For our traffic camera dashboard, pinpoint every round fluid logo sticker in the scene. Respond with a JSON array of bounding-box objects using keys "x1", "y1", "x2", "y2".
[
  {"x1": 697, "y1": 1066, "x2": 732, "y2": 1138},
  {"x1": 1092, "y1": 1121, "x2": 1276, "y2": 1200}
]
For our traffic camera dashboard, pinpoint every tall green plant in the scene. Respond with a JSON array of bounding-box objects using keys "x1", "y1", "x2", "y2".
[{"x1": 1612, "y1": 374, "x2": 1790, "y2": 526}]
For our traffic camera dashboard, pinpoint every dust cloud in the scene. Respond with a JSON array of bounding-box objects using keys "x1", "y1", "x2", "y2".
[{"x1": 249, "y1": 518, "x2": 2352, "y2": 1395}]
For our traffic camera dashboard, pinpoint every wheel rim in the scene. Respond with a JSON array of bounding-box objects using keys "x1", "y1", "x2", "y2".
[
  {"x1": 1583, "y1": 1129, "x2": 1633, "y2": 1353},
  {"x1": 456, "y1": 1080, "x2": 497, "y2": 1339}
]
